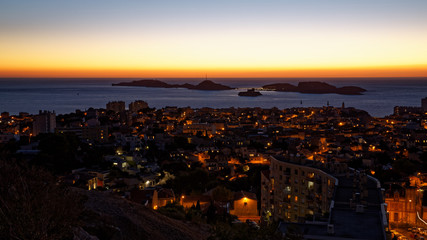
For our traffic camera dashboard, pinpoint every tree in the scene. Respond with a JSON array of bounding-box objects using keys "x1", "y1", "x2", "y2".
[
  {"x1": 212, "y1": 186, "x2": 234, "y2": 202},
  {"x1": 392, "y1": 158, "x2": 417, "y2": 176},
  {"x1": 166, "y1": 168, "x2": 213, "y2": 195},
  {"x1": 0, "y1": 160, "x2": 82, "y2": 240},
  {"x1": 33, "y1": 133, "x2": 82, "y2": 173},
  {"x1": 206, "y1": 201, "x2": 218, "y2": 224},
  {"x1": 157, "y1": 202, "x2": 186, "y2": 220}
]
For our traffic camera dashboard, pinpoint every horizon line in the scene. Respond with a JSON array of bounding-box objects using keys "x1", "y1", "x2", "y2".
[{"x1": 1, "y1": 76, "x2": 427, "y2": 79}]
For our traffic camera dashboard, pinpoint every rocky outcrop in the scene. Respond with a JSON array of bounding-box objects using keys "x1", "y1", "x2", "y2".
[
  {"x1": 73, "y1": 227, "x2": 100, "y2": 240},
  {"x1": 336, "y1": 86, "x2": 367, "y2": 95},
  {"x1": 113, "y1": 80, "x2": 233, "y2": 91},
  {"x1": 262, "y1": 81, "x2": 366, "y2": 95},
  {"x1": 113, "y1": 80, "x2": 365, "y2": 94},
  {"x1": 190, "y1": 80, "x2": 233, "y2": 90},
  {"x1": 77, "y1": 189, "x2": 208, "y2": 240},
  {"x1": 238, "y1": 89, "x2": 262, "y2": 97}
]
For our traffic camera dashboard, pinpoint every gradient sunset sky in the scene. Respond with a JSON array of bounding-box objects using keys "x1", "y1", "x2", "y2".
[{"x1": 1, "y1": 0, "x2": 426, "y2": 78}]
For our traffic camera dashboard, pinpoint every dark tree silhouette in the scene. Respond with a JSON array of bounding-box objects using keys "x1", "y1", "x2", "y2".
[{"x1": 0, "y1": 160, "x2": 82, "y2": 240}]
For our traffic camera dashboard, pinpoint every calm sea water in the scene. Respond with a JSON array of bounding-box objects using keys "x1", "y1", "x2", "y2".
[{"x1": 1, "y1": 78, "x2": 426, "y2": 117}]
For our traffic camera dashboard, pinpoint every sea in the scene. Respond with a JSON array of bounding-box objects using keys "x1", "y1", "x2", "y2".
[{"x1": 1, "y1": 78, "x2": 427, "y2": 117}]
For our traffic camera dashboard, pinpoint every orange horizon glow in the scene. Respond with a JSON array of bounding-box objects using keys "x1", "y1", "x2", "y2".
[
  {"x1": 2, "y1": 1, "x2": 427, "y2": 80},
  {"x1": 1, "y1": 65, "x2": 426, "y2": 78}
]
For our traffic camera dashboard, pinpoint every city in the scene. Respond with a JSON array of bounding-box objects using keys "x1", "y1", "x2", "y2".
[
  {"x1": 2, "y1": 98, "x2": 427, "y2": 239},
  {"x1": 1, "y1": 1, "x2": 427, "y2": 239}
]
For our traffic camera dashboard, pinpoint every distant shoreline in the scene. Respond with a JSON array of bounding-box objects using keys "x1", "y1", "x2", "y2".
[
  {"x1": 1, "y1": 78, "x2": 426, "y2": 117},
  {"x1": 113, "y1": 79, "x2": 367, "y2": 95},
  {"x1": 112, "y1": 79, "x2": 234, "y2": 90},
  {"x1": 262, "y1": 82, "x2": 367, "y2": 95}
]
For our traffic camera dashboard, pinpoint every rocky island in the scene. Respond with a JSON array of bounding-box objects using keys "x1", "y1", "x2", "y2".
[
  {"x1": 113, "y1": 79, "x2": 234, "y2": 91},
  {"x1": 262, "y1": 81, "x2": 366, "y2": 95},
  {"x1": 238, "y1": 88, "x2": 262, "y2": 97},
  {"x1": 113, "y1": 80, "x2": 365, "y2": 95}
]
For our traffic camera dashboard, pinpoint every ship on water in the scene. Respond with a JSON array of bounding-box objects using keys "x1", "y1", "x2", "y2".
[{"x1": 238, "y1": 88, "x2": 262, "y2": 97}]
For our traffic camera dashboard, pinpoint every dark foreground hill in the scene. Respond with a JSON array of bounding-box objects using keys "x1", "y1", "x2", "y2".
[
  {"x1": 0, "y1": 159, "x2": 208, "y2": 240},
  {"x1": 76, "y1": 189, "x2": 209, "y2": 240}
]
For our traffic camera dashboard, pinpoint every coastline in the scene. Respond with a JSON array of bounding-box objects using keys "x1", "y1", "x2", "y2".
[{"x1": 1, "y1": 78, "x2": 427, "y2": 117}]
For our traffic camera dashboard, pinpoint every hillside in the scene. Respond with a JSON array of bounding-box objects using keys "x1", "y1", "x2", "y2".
[{"x1": 78, "y1": 189, "x2": 209, "y2": 240}]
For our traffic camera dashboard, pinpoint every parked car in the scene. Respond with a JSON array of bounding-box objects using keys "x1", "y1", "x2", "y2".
[
  {"x1": 246, "y1": 219, "x2": 260, "y2": 229},
  {"x1": 232, "y1": 219, "x2": 243, "y2": 224}
]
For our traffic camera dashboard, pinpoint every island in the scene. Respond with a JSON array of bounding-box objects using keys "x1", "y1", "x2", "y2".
[
  {"x1": 112, "y1": 79, "x2": 234, "y2": 91},
  {"x1": 262, "y1": 82, "x2": 366, "y2": 95},
  {"x1": 238, "y1": 88, "x2": 262, "y2": 97}
]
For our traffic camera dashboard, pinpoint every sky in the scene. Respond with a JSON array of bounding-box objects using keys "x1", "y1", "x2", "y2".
[{"x1": 0, "y1": 0, "x2": 427, "y2": 78}]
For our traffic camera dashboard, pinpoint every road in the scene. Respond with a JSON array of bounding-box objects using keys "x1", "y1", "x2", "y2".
[{"x1": 392, "y1": 228, "x2": 426, "y2": 240}]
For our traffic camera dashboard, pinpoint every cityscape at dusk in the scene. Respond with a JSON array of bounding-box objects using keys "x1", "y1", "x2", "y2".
[{"x1": 1, "y1": 1, "x2": 427, "y2": 240}]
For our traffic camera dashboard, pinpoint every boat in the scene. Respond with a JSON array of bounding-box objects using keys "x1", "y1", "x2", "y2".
[{"x1": 238, "y1": 88, "x2": 262, "y2": 97}]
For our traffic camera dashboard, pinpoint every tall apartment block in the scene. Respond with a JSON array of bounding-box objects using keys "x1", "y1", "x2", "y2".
[
  {"x1": 106, "y1": 101, "x2": 125, "y2": 113},
  {"x1": 262, "y1": 155, "x2": 388, "y2": 239},
  {"x1": 32, "y1": 110, "x2": 56, "y2": 136},
  {"x1": 422, "y1": 97, "x2": 427, "y2": 112},
  {"x1": 262, "y1": 156, "x2": 340, "y2": 223},
  {"x1": 129, "y1": 100, "x2": 148, "y2": 113}
]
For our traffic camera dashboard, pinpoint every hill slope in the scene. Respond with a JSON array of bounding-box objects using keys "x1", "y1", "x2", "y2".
[{"x1": 79, "y1": 189, "x2": 209, "y2": 240}]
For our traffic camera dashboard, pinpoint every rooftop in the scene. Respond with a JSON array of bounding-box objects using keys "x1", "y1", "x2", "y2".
[
  {"x1": 329, "y1": 175, "x2": 385, "y2": 239},
  {"x1": 276, "y1": 156, "x2": 386, "y2": 240}
]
